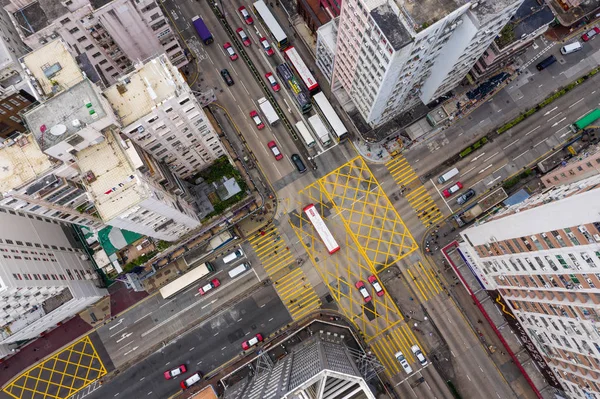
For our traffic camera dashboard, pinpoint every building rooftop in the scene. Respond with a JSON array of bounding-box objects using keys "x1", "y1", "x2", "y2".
[
  {"x1": 90, "y1": 0, "x2": 115, "y2": 10},
  {"x1": 24, "y1": 79, "x2": 108, "y2": 150},
  {"x1": 75, "y1": 130, "x2": 145, "y2": 222},
  {"x1": 0, "y1": 134, "x2": 53, "y2": 194},
  {"x1": 370, "y1": 3, "x2": 412, "y2": 50},
  {"x1": 21, "y1": 40, "x2": 84, "y2": 96},
  {"x1": 512, "y1": 1, "x2": 554, "y2": 42},
  {"x1": 103, "y1": 55, "x2": 183, "y2": 127},
  {"x1": 317, "y1": 19, "x2": 338, "y2": 51},
  {"x1": 10, "y1": 0, "x2": 67, "y2": 38},
  {"x1": 395, "y1": 0, "x2": 465, "y2": 28},
  {"x1": 545, "y1": 0, "x2": 600, "y2": 26}
]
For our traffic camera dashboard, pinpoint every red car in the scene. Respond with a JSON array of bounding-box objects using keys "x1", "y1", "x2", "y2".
[
  {"x1": 355, "y1": 281, "x2": 372, "y2": 303},
  {"x1": 250, "y1": 110, "x2": 265, "y2": 130},
  {"x1": 238, "y1": 6, "x2": 253, "y2": 25},
  {"x1": 236, "y1": 28, "x2": 251, "y2": 46},
  {"x1": 259, "y1": 37, "x2": 274, "y2": 56},
  {"x1": 164, "y1": 364, "x2": 186, "y2": 380},
  {"x1": 242, "y1": 333, "x2": 263, "y2": 350},
  {"x1": 268, "y1": 141, "x2": 283, "y2": 160},
  {"x1": 582, "y1": 27, "x2": 600, "y2": 41},
  {"x1": 442, "y1": 182, "x2": 463, "y2": 198},
  {"x1": 198, "y1": 278, "x2": 220, "y2": 295},
  {"x1": 265, "y1": 72, "x2": 280, "y2": 92},
  {"x1": 223, "y1": 42, "x2": 238, "y2": 61},
  {"x1": 368, "y1": 275, "x2": 384, "y2": 297}
]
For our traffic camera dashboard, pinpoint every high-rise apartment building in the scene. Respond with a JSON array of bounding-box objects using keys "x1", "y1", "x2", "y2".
[
  {"x1": 4, "y1": 0, "x2": 187, "y2": 86},
  {"x1": 328, "y1": 0, "x2": 523, "y2": 128},
  {"x1": 0, "y1": 210, "x2": 106, "y2": 358},
  {"x1": 0, "y1": 7, "x2": 30, "y2": 90},
  {"x1": 104, "y1": 54, "x2": 225, "y2": 180},
  {"x1": 458, "y1": 174, "x2": 600, "y2": 398}
]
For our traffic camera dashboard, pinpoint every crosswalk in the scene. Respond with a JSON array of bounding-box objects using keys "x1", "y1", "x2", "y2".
[
  {"x1": 406, "y1": 262, "x2": 443, "y2": 302},
  {"x1": 370, "y1": 324, "x2": 421, "y2": 376},
  {"x1": 386, "y1": 156, "x2": 444, "y2": 228},
  {"x1": 248, "y1": 224, "x2": 321, "y2": 319}
]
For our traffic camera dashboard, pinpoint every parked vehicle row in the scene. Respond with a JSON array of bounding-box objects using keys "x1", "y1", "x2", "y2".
[{"x1": 354, "y1": 276, "x2": 385, "y2": 303}]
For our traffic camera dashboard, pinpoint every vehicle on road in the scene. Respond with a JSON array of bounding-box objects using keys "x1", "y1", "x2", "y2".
[
  {"x1": 560, "y1": 41, "x2": 583, "y2": 54},
  {"x1": 242, "y1": 333, "x2": 263, "y2": 350},
  {"x1": 228, "y1": 262, "x2": 251, "y2": 279},
  {"x1": 238, "y1": 6, "x2": 253, "y2": 24},
  {"x1": 536, "y1": 55, "x2": 556, "y2": 71},
  {"x1": 355, "y1": 281, "x2": 372, "y2": 303},
  {"x1": 303, "y1": 204, "x2": 340, "y2": 254},
  {"x1": 259, "y1": 37, "x2": 274, "y2": 56},
  {"x1": 258, "y1": 97, "x2": 279, "y2": 125},
  {"x1": 265, "y1": 72, "x2": 280, "y2": 91},
  {"x1": 236, "y1": 28, "x2": 251, "y2": 46},
  {"x1": 308, "y1": 115, "x2": 331, "y2": 146},
  {"x1": 160, "y1": 262, "x2": 215, "y2": 299},
  {"x1": 443, "y1": 182, "x2": 463, "y2": 197},
  {"x1": 250, "y1": 110, "x2": 265, "y2": 130},
  {"x1": 253, "y1": 0, "x2": 288, "y2": 48},
  {"x1": 284, "y1": 46, "x2": 319, "y2": 92},
  {"x1": 268, "y1": 140, "x2": 283, "y2": 160},
  {"x1": 275, "y1": 64, "x2": 311, "y2": 113},
  {"x1": 291, "y1": 154, "x2": 307, "y2": 173},
  {"x1": 220, "y1": 69, "x2": 234, "y2": 86},
  {"x1": 411, "y1": 345, "x2": 428, "y2": 366},
  {"x1": 368, "y1": 275, "x2": 384, "y2": 296},
  {"x1": 395, "y1": 351, "x2": 413, "y2": 374},
  {"x1": 198, "y1": 278, "x2": 220, "y2": 295},
  {"x1": 192, "y1": 16, "x2": 213, "y2": 45},
  {"x1": 570, "y1": 108, "x2": 600, "y2": 132},
  {"x1": 312, "y1": 92, "x2": 348, "y2": 141},
  {"x1": 438, "y1": 168, "x2": 459, "y2": 184},
  {"x1": 223, "y1": 42, "x2": 238, "y2": 61},
  {"x1": 164, "y1": 364, "x2": 186, "y2": 380},
  {"x1": 457, "y1": 188, "x2": 476, "y2": 205},
  {"x1": 223, "y1": 248, "x2": 245, "y2": 264},
  {"x1": 295, "y1": 121, "x2": 315, "y2": 148},
  {"x1": 180, "y1": 372, "x2": 202, "y2": 390},
  {"x1": 582, "y1": 27, "x2": 600, "y2": 41}
]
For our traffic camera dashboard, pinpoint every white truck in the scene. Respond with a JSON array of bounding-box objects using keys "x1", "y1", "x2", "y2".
[
  {"x1": 308, "y1": 115, "x2": 331, "y2": 146},
  {"x1": 258, "y1": 97, "x2": 279, "y2": 125}
]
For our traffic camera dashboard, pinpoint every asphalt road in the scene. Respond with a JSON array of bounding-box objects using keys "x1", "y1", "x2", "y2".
[{"x1": 85, "y1": 285, "x2": 290, "y2": 399}]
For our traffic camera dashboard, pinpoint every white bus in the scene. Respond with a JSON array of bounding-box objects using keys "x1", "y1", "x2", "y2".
[
  {"x1": 308, "y1": 115, "x2": 331, "y2": 146},
  {"x1": 295, "y1": 120, "x2": 315, "y2": 148},
  {"x1": 253, "y1": 1, "x2": 288, "y2": 49},
  {"x1": 159, "y1": 262, "x2": 214, "y2": 299},
  {"x1": 312, "y1": 92, "x2": 349, "y2": 141},
  {"x1": 303, "y1": 204, "x2": 340, "y2": 254}
]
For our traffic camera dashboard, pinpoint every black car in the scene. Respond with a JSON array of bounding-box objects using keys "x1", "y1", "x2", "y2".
[
  {"x1": 291, "y1": 154, "x2": 307, "y2": 173},
  {"x1": 457, "y1": 189, "x2": 475, "y2": 205},
  {"x1": 220, "y1": 69, "x2": 234, "y2": 86}
]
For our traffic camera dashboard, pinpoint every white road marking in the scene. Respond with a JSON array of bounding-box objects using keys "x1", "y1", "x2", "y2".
[
  {"x1": 261, "y1": 303, "x2": 266, "y2": 307},
  {"x1": 268, "y1": 318, "x2": 274, "y2": 322},
  {"x1": 140, "y1": 377, "x2": 145, "y2": 381},
  {"x1": 109, "y1": 319, "x2": 124, "y2": 330},
  {"x1": 547, "y1": 111, "x2": 562, "y2": 122},
  {"x1": 147, "y1": 392, "x2": 152, "y2": 396},
  {"x1": 487, "y1": 176, "x2": 502, "y2": 185},
  {"x1": 245, "y1": 331, "x2": 251, "y2": 335},
  {"x1": 201, "y1": 299, "x2": 217, "y2": 309},
  {"x1": 524, "y1": 126, "x2": 541, "y2": 136},
  {"x1": 221, "y1": 346, "x2": 227, "y2": 351},
  {"x1": 470, "y1": 152, "x2": 486, "y2": 162},
  {"x1": 165, "y1": 361, "x2": 170, "y2": 366},
  {"x1": 240, "y1": 80, "x2": 250, "y2": 95},
  {"x1": 189, "y1": 347, "x2": 195, "y2": 351},
  {"x1": 483, "y1": 152, "x2": 499, "y2": 162},
  {"x1": 197, "y1": 361, "x2": 203, "y2": 365},
  {"x1": 116, "y1": 333, "x2": 133, "y2": 344},
  {"x1": 543, "y1": 106, "x2": 557, "y2": 116},
  {"x1": 237, "y1": 318, "x2": 243, "y2": 322},
  {"x1": 513, "y1": 150, "x2": 529, "y2": 161},
  {"x1": 134, "y1": 313, "x2": 152, "y2": 324},
  {"x1": 503, "y1": 139, "x2": 519, "y2": 150},
  {"x1": 480, "y1": 366, "x2": 484, "y2": 372},
  {"x1": 114, "y1": 394, "x2": 119, "y2": 397},
  {"x1": 479, "y1": 164, "x2": 493, "y2": 174},
  {"x1": 429, "y1": 178, "x2": 453, "y2": 213},
  {"x1": 467, "y1": 374, "x2": 471, "y2": 381},
  {"x1": 110, "y1": 327, "x2": 127, "y2": 338},
  {"x1": 533, "y1": 139, "x2": 546, "y2": 148},
  {"x1": 462, "y1": 166, "x2": 476, "y2": 175},
  {"x1": 551, "y1": 117, "x2": 566, "y2": 127},
  {"x1": 229, "y1": 64, "x2": 238, "y2": 76},
  {"x1": 492, "y1": 164, "x2": 507, "y2": 174},
  {"x1": 569, "y1": 98, "x2": 585, "y2": 108},
  {"x1": 451, "y1": 350, "x2": 456, "y2": 357},
  {"x1": 214, "y1": 332, "x2": 219, "y2": 336}
]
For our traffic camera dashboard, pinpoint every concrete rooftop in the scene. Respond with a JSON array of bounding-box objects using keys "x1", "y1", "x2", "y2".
[
  {"x1": 103, "y1": 55, "x2": 182, "y2": 127},
  {"x1": 0, "y1": 134, "x2": 53, "y2": 194},
  {"x1": 21, "y1": 40, "x2": 84, "y2": 95},
  {"x1": 371, "y1": 3, "x2": 412, "y2": 50},
  {"x1": 75, "y1": 131, "x2": 144, "y2": 222},
  {"x1": 24, "y1": 79, "x2": 108, "y2": 150},
  {"x1": 546, "y1": 0, "x2": 600, "y2": 26},
  {"x1": 395, "y1": 0, "x2": 465, "y2": 28},
  {"x1": 11, "y1": 0, "x2": 68, "y2": 38}
]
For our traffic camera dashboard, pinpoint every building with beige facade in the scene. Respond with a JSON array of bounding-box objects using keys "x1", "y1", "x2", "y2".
[{"x1": 458, "y1": 174, "x2": 600, "y2": 398}]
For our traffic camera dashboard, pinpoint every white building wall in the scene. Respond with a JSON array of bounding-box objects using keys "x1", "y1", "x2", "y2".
[{"x1": 0, "y1": 209, "x2": 106, "y2": 347}]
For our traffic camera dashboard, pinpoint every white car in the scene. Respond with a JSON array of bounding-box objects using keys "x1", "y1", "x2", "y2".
[
  {"x1": 411, "y1": 345, "x2": 428, "y2": 366},
  {"x1": 395, "y1": 351, "x2": 413, "y2": 374}
]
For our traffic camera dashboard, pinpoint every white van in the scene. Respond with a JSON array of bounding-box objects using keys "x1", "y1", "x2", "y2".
[
  {"x1": 560, "y1": 41, "x2": 583, "y2": 55},
  {"x1": 438, "y1": 167, "x2": 459, "y2": 184},
  {"x1": 228, "y1": 262, "x2": 251, "y2": 279},
  {"x1": 223, "y1": 248, "x2": 245, "y2": 264},
  {"x1": 395, "y1": 351, "x2": 413, "y2": 374}
]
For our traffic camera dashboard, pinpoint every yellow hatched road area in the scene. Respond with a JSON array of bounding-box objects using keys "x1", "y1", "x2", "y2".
[
  {"x1": 386, "y1": 156, "x2": 444, "y2": 228},
  {"x1": 248, "y1": 224, "x2": 321, "y2": 319},
  {"x1": 406, "y1": 261, "x2": 444, "y2": 302},
  {"x1": 370, "y1": 324, "x2": 420, "y2": 375},
  {"x1": 290, "y1": 157, "x2": 417, "y2": 341},
  {"x1": 3, "y1": 336, "x2": 106, "y2": 399}
]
